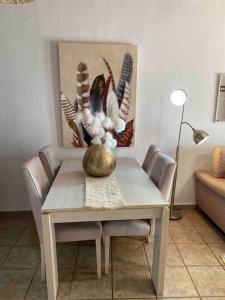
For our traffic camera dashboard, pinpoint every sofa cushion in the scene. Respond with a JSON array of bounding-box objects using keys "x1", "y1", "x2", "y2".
[
  {"x1": 212, "y1": 147, "x2": 225, "y2": 178},
  {"x1": 195, "y1": 170, "x2": 225, "y2": 199}
]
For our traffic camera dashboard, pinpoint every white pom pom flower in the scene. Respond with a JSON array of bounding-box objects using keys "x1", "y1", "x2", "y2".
[
  {"x1": 75, "y1": 111, "x2": 83, "y2": 124},
  {"x1": 96, "y1": 112, "x2": 105, "y2": 123},
  {"x1": 89, "y1": 123, "x2": 101, "y2": 136},
  {"x1": 114, "y1": 118, "x2": 126, "y2": 133},
  {"x1": 91, "y1": 136, "x2": 102, "y2": 145},
  {"x1": 105, "y1": 131, "x2": 113, "y2": 140},
  {"x1": 111, "y1": 138, "x2": 117, "y2": 148},
  {"x1": 102, "y1": 117, "x2": 114, "y2": 130},
  {"x1": 83, "y1": 108, "x2": 91, "y2": 116},
  {"x1": 98, "y1": 127, "x2": 105, "y2": 138},
  {"x1": 85, "y1": 114, "x2": 94, "y2": 125}
]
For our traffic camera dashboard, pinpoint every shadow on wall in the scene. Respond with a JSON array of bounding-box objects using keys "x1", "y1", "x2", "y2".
[{"x1": 174, "y1": 146, "x2": 212, "y2": 204}]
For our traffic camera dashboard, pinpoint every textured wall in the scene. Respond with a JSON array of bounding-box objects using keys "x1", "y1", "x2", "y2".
[{"x1": 0, "y1": 0, "x2": 225, "y2": 210}]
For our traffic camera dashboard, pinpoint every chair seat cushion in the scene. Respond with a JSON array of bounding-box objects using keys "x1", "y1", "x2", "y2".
[
  {"x1": 103, "y1": 219, "x2": 151, "y2": 237},
  {"x1": 55, "y1": 221, "x2": 102, "y2": 243},
  {"x1": 195, "y1": 170, "x2": 225, "y2": 199}
]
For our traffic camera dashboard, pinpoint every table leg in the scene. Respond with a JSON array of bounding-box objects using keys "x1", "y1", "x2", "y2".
[
  {"x1": 42, "y1": 213, "x2": 58, "y2": 300},
  {"x1": 151, "y1": 207, "x2": 169, "y2": 296}
]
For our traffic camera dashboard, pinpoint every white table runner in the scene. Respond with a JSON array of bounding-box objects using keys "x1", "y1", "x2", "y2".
[{"x1": 85, "y1": 172, "x2": 125, "y2": 209}]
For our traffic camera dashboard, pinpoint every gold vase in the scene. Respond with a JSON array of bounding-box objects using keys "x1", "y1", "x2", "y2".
[{"x1": 82, "y1": 144, "x2": 116, "y2": 177}]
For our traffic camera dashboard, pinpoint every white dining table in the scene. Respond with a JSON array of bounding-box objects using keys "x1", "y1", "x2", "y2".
[{"x1": 42, "y1": 157, "x2": 169, "y2": 300}]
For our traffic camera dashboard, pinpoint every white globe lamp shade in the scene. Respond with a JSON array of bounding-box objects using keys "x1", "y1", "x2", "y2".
[{"x1": 170, "y1": 89, "x2": 187, "y2": 106}]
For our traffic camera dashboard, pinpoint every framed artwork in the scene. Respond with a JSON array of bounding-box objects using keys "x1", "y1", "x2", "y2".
[
  {"x1": 215, "y1": 73, "x2": 225, "y2": 122},
  {"x1": 59, "y1": 42, "x2": 137, "y2": 148}
]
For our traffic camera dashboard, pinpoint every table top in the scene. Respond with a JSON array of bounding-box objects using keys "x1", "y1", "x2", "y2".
[{"x1": 42, "y1": 157, "x2": 168, "y2": 213}]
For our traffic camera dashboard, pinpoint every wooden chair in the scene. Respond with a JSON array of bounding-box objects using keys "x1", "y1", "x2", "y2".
[
  {"x1": 103, "y1": 153, "x2": 176, "y2": 274},
  {"x1": 21, "y1": 156, "x2": 102, "y2": 281}
]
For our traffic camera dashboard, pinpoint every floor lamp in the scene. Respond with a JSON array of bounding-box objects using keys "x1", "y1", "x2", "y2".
[{"x1": 170, "y1": 89, "x2": 209, "y2": 220}]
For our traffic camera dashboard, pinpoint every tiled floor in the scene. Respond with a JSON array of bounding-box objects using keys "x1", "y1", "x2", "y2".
[{"x1": 0, "y1": 209, "x2": 224, "y2": 300}]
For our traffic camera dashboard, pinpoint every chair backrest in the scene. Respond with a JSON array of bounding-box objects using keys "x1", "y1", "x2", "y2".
[
  {"x1": 21, "y1": 156, "x2": 50, "y2": 244},
  {"x1": 150, "y1": 153, "x2": 176, "y2": 201},
  {"x1": 39, "y1": 145, "x2": 61, "y2": 183},
  {"x1": 142, "y1": 144, "x2": 160, "y2": 175}
]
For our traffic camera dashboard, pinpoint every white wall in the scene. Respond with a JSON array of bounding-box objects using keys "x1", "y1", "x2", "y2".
[{"x1": 1, "y1": 0, "x2": 225, "y2": 210}]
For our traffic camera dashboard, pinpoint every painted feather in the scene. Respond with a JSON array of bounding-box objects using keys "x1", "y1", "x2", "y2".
[
  {"x1": 117, "y1": 52, "x2": 133, "y2": 106},
  {"x1": 61, "y1": 93, "x2": 84, "y2": 147},
  {"x1": 81, "y1": 111, "x2": 95, "y2": 139},
  {"x1": 106, "y1": 90, "x2": 119, "y2": 122},
  {"x1": 89, "y1": 74, "x2": 105, "y2": 113},
  {"x1": 61, "y1": 93, "x2": 76, "y2": 122},
  {"x1": 103, "y1": 75, "x2": 112, "y2": 113},
  {"x1": 118, "y1": 81, "x2": 131, "y2": 121},
  {"x1": 76, "y1": 62, "x2": 90, "y2": 109},
  {"x1": 113, "y1": 119, "x2": 134, "y2": 147},
  {"x1": 102, "y1": 57, "x2": 116, "y2": 93},
  {"x1": 68, "y1": 120, "x2": 84, "y2": 148},
  {"x1": 81, "y1": 124, "x2": 93, "y2": 146},
  {"x1": 74, "y1": 98, "x2": 79, "y2": 113}
]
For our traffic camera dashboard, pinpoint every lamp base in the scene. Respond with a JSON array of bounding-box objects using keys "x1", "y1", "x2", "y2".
[{"x1": 170, "y1": 209, "x2": 183, "y2": 220}]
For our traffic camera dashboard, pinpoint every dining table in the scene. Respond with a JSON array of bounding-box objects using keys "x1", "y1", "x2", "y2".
[{"x1": 41, "y1": 157, "x2": 170, "y2": 300}]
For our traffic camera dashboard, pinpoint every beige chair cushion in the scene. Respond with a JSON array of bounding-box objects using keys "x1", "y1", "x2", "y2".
[
  {"x1": 55, "y1": 222, "x2": 102, "y2": 242},
  {"x1": 212, "y1": 147, "x2": 225, "y2": 178},
  {"x1": 142, "y1": 144, "x2": 160, "y2": 175},
  {"x1": 103, "y1": 220, "x2": 150, "y2": 237},
  {"x1": 39, "y1": 145, "x2": 61, "y2": 183},
  {"x1": 150, "y1": 153, "x2": 176, "y2": 201},
  {"x1": 195, "y1": 170, "x2": 225, "y2": 199}
]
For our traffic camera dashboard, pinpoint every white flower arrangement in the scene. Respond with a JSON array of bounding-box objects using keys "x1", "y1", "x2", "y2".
[{"x1": 76, "y1": 108, "x2": 126, "y2": 149}]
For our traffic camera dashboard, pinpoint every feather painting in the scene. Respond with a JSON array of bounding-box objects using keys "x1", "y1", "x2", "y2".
[
  {"x1": 118, "y1": 81, "x2": 131, "y2": 121},
  {"x1": 117, "y1": 52, "x2": 133, "y2": 106},
  {"x1": 59, "y1": 43, "x2": 137, "y2": 148},
  {"x1": 76, "y1": 62, "x2": 90, "y2": 109},
  {"x1": 61, "y1": 93, "x2": 84, "y2": 147},
  {"x1": 89, "y1": 74, "x2": 105, "y2": 113}
]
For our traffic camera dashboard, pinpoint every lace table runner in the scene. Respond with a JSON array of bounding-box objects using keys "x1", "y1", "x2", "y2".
[{"x1": 85, "y1": 172, "x2": 125, "y2": 209}]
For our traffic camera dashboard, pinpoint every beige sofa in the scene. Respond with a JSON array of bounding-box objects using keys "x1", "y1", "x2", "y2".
[{"x1": 195, "y1": 148, "x2": 225, "y2": 233}]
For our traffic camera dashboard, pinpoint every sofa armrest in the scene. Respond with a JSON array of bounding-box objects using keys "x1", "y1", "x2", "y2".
[{"x1": 195, "y1": 170, "x2": 225, "y2": 200}]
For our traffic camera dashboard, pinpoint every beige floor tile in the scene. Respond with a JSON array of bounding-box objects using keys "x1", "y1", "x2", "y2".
[
  {"x1": 112, "y1": 236, "x2": 145, "y2": 244},
  {"x1": 146, "y1": 232, "x2": 174, "y2": 244},
  {"x1": 113, "y1": 267, "x2": 155, "y2": 298},
  {"x1": 0, "y1": 228, "x2": 24, "y2": 245},
  {"x1": 112, "y1": 242, "x2": 148, "y2": 267},
  {"x1": 0, "y1": 215, "x2": 31, "y2": 229},
  {"x1": 169, "y1": 225, "x2": 204, "y2": 244},
  {"x1": 0, "y1": 246, "x2": 12, "y2": 265},
  {"x1": 158, "y1": 298, "x2": 200, "y2": 300},
  {"x1": 169, "y1": 215, "x2": 193, "y2": 228},
  {"x1": 26, "y1": 268, "x2": 73, "y2": 300},
  {"x1": 57, "y1": 244, "x2": 78, "y2": 269},
  {"x1": 176, "y1": 243, "x2": 219, "y2": 266},
  {"x1": 194, "y1": 223, "x2": 225, "y2": 244},
  {"x1": 2, "y1": 246, "x2": 40, "y2": 269},
  {"x1": 27, "y1": 218, "x2": 36, "y2": 228},
  {"x1": 188, "y1": 266, "x2": 225, "y2": 296},
  {"x1": 183, "y1": 209, "x2": 210, "y2": 226},
  {"x1": 145, "y1": 243, "x2": 184, "y2": 267},
  {"x1": 161, "y1": 266, "x2": 198, "y2": 297},
  {"x1": 201, "y1": 298, "x2": 225, "y2": 300},
  {"x1": 208, "y1": 243, "x2": 225, "y2": 265},
  {"x1": 70, "y1": 268, "x2": 112, "y2": 299},
  {"x1": 0, "y1": 269, "x2": 34, "y2": 300},
  {"x1": 16, "y1": 227, "x2": 39, "y2": 246},
  {"x1": 77, "y1": 244, "x2": 104, "y2": 268}
]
